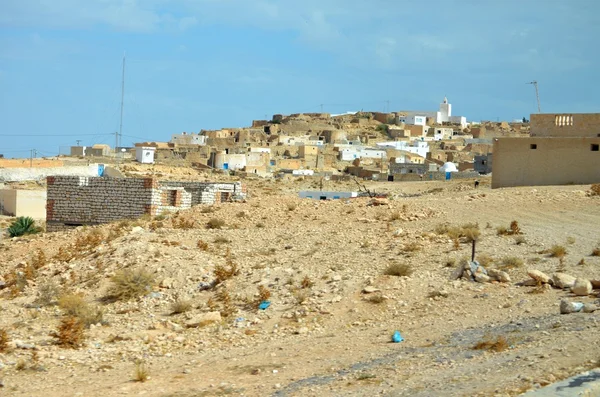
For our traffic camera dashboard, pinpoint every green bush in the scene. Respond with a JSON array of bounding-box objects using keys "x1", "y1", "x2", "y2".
[{"x1": 8, "y1": 216, "x2": 41, "y2": 237}]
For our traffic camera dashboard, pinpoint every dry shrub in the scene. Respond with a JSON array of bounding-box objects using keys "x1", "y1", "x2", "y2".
[
  {"x1": 201, "y1": 206, "x2": 216, "y2": 214},
  {"x1": 170, "y1": 298, "x2": 192, "y2": 315},
  {"x1": 75, "y1": 228, "x2": 104, "y2": 251},
  {"x1": 54, "y1": 317, "x2": 85, "y2": 348},
  {"x1": 473, "y1": 334, "x2": 509, "y2": 352},
  {"x1": 256, "y1": 222, "x2": 266, "y2": 229},
  {"x1": 509, "y1": 220, "x2": 521, "y2": 235},
  {"x1": 37, "y1": 280, "x2": 61, "y2": 306},
  {"x1": 206, "y1": 218, "x2": 225, "y2": 229},
  {"x1": 236, "y1": 211, "x2": 247, "y2": 218},
  {"x1": 463, "y1": 227, "x2": 480, "y2": 243},
  {"x1": 384, "y1": 263, "x2": 413, "y2": 277},
  {"x1": 257, "y1": 285, "x2": 271, "y2": 302},
  {"x1": 589, "y1": 184, "x2": 600, "y2": 196},
  {"x1": 197, "y1": 240, "x2": 209, "y2": 251},
  {"x1": 214, "y1": 236, "x2": 230, "y2": 244},
  {"x1": 366, "y1": 294, "x2": 385, "y2": 304},
  {"x1": 287, "y1": 203, "x2": 297, "y2": 211},
  {"x1": 591, "y1": 247, "x2": 600, "y2": 257},
  {"x1": 172, "y1": 217, "x2": 195, "y2": 229},
  {"x1": 496, "y1": 226, "x2": 509, "y2": 236},
  {"x1": 30, "y1": 249, "x2": 47, "y2": 269},
  {"x1": 58, "y1": 294, "x2": 104, "y2": 327},
  {"x1": 0, "y1": 328, "x2": 9, "y2": 352},
  {"x1": 445, "y1": 258, "x2": 457, "y2": 268},
  {"x1": 497, "y1": 256, "x2": 524, "y2": 270},
  {"x1": 107, "y1": 269, "x2": 155, "y2": 301},
  {"x1": 301, "y1": 276, "x2": 314, "y2": 289},
  {"x1": 477, "y1": 254, "x2": 495, "y2": 267},
  {"x1": 436, "y1": 222, "x2": 480, "y2": 243},
  {"x1": 402, "y1": 242, "x2": 421, "y2": 253},
  {"x1": 216, "y1": 289, "x2": 235, "y2": 318},
  {"x1": 549, "y1": 245, "x2": 567, "y2": 258},
  {"x1": 389, "y1": 211, "x2": 402, "y2": 221},
  {"x1": 213, "y1": 249, "x2": 239, "y2": 285},
  {"x1": 133, "y1": 360, "x2": 149, "y2": 382}
]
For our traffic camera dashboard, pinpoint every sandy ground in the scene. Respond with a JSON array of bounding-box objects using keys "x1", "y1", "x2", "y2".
[{"x1": 0, "y1": 176, "x2": 599, "y2": 397}]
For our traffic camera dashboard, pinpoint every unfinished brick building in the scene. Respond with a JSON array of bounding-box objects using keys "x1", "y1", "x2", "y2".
[{"x1": 46, "y1": 176, "x2": 245, "y2": 232}]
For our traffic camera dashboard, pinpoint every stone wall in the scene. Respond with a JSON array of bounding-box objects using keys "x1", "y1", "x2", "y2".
[
  {"x1": 530, "y1": 113, "x2": 600, "y2": 138},
  {"x1": 0, "y1": 164, "x2": 101, "y2": 182}
]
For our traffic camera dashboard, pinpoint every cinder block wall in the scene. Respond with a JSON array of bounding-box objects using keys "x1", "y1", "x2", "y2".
[
  {"x1": 46, "y1": 176, "x2": 160, "y2": 231},
  {"x1": 159, "y1": 181, "x2": 245, "y2": 205}
]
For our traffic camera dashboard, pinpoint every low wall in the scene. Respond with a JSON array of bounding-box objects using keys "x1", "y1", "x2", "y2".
[
  {"x1": 390, "y1": 171, "x2": 481, "y2": 182},
  {"x1": 0, "y1": 164, "x2": 102, "y2": 182},
  {"x1": 160, "y1": 181, "x2": 245, "y2": 205}
]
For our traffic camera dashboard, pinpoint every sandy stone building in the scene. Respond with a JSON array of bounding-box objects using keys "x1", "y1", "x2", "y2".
[{"x1": 492, "y1": 113, "x2": 600, "y2": 188}]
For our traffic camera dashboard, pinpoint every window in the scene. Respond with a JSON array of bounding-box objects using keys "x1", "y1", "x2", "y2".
[
  {"x1": 592, "y1": 144, "x2": 599, "y2": 152},
  {"x1": 530, "y1": 144, "x2": 537, "y2": 149}
]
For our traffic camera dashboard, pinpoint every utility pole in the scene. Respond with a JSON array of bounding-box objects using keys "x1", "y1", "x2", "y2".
[
  {"x1": 527, "y1": 80, "x2": 541, "y2": 113},
  {"x1": 320, "y1": 104, "x2": 323, "y2": 112},
  {"x1": 30, "y1": 149, "x2": 36, "y2": 167},
  {"x1": 76, "y1": 140, "x2": 82, "y2": 146},
  {"x1": 118, "y1": 52, "x2": 126, "y2": 149},
  {"x1": 115, "y1": 131, "x2": 119, "y2": 155}
]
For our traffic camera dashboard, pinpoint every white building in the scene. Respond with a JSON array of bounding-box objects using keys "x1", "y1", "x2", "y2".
[
  {"x1": 399, "y1": 115, "x2": 427, "y2": 126},
  {"x1": 299, "y1": 191, "x2": 358, "y2": 200},
  {"x1": 339, "y1": 147, "x2": 386, "y2": 161},
  {"x1": 434, "y1": 127, "x2": 454, "y2": 141},
  {"x1": 376, "y1": 140, "x2": 429, "y2": 158},
  {"x1": 135, "y1": 147, "x2": 156, "y2": 164},
  {"x1": 400, "y1": 97, "x2": 467, "y2": 128},
  {"x1": 170, "y1": 132, "x2": 206, "y2": 145}
]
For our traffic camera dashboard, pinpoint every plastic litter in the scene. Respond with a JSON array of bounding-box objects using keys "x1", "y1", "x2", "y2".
[
  {"x1": 392, "y1": 330, "x2": 404, "y2": 343},
  {"x1": 258, "y1": 301, "x2": 271, "y2": 310}
]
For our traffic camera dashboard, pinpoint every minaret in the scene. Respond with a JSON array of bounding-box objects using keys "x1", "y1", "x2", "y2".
[{"x1": 439, "y1": 96, "x2": 451, "y2": 122}]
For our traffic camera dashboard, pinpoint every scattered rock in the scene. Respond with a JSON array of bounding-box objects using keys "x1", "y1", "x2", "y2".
[
  {"x1": 571, "y1": 279, "x2": 593, "y2": 296},
  {"x1": 519, "y1": 279, "x2": 539, "y2": 287},
  {"x1": 560, "y1": 299, "x2": 584, "y2": 314},
  {"x1": 488, "y1": 269, "x2": 511, "y2": 283},
  {"x1": 362, "y1": 286, "x2": 380, "y2": 294},
  {"x1": 528, "y1": 269, "x2": 552, "y2": 284},
  {"x1": 590, "y1": 280, "x2": 600, "y2": 290},
  {"x1": 583, "y1": 304, "x2": 598, "y2": 313},
  {"x1": 474, "y1": 273, "x2": 491, "y2": 283},
  {"x1": 160, "y1": 278, "x2": 177, "y2": 289},
  {"x1": 553, "y1": 273, "x2": 577, "y2": 289},
  {"x1": 185, "y1": 312, "x2": 222, "y2": 328}
]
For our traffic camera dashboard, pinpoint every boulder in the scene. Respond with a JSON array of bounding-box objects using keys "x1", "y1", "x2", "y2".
[
  {"x1": 362, "y1": 286, "x2": 380, "y2": 294},
  {"x1": 160, "y1": 278, "x2": 177, "y2": 289},
  {"x1": 528, "y1": 269, "x2": 552, "y2": 284},
  {"x1": 571, "y1": 279, "x2": 593, "y2": 296},
  {"x1": 560, "y1": 299, "x2": 584, "y2": 314},
  {"x1": 583, "y1": 304, "x2": 598, "y2": 313},
  {"x1": 185, "y1": 312, "x2": 222, "y2": 328},
  {"x1": 474, "y1": 273, "x2": 491, "y2": 283},
  {"x1": 553, "y1": 273, "x2": 577, "y2": 289},
  {"x1": 488, "y1": 269, "x2": 511, "y2": 283}
]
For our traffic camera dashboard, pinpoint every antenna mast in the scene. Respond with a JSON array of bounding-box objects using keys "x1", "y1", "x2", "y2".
[
  {"x1": 118, "y1": 52, "x2": 126, "y2": 149},
  {"x1": 527, "y1": 80, "x2": 541, "y2": 113}
]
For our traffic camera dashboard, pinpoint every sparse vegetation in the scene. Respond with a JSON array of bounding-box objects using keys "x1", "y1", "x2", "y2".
[
  {"x1": 592, "y1": 247, "x2": 600, "y2": 257},
  {"x1": 549, "y1": 245, "x2": 567, "y2": 258},
  {"x1": 172, "y1": 216, "x2": 195, "y2": 229},
  {"x1": 255, "y1": 222, "x2": 265, "y2": 228},
  {"x1": 37, "y1": 280, "x2": 61, "y2": 306},
  {"x1": 0, "y1": 328, "x2": 9, "y2": 352},
  {"x1": 384, "y1": 263, "x2": 413, "y2": 277},
  {"x1": 107, "y1": 269, "x2": 155, "y2": 301},
  {"x1": 214, "y1": 236, "x2": 231, "y2": 244},
  {"x1": 58, "y1": 294, "x2": 104, "y2": 327},
  {"x1": 207, "y1": 218, "x2": 225, "y2": 229},
  {"x1": 54, "y1": 317, "x2": 85, "y2": 348},
  {"x1": 589, "y1": 183, "x2": 600, "y2": 196},
  {"x1": 214, "y1": 248, "x2": 240, "y2": 285},
  {"x1": 401, "y1": 242, "x2": 421, "y2": 253},
  {"x1": 497, "y1": 256, "x2": 524, "y2": 270},
  {"x1": 287, "y1": 203, "x2": 297, "y2": 211},
  {"x1": 473, "y1": 334, "x2": 509, "y2": 352},
  {"x1": 8, "y1": 216, "x2": 42, "y2": 237},
  {"x1": 366, "y1": 294, "x2": 385, "y2": 304},
  {"x1": 133, "y1": 360, "x2": 149, "y2": 382},
  {"x1": 477, "y1": 254, "x2": 494, "y2": 267},
  {"x1": 301, "y1": 276, "x2": 314, "y2": 289},
  {"x1": 170, "y1": 298, "x2": 192, "y2": 315},
  {"x1": 197, "y1": 239, "x2": 209, "y2": 251}
]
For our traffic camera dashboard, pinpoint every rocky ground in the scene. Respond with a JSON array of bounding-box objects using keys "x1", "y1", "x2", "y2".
[{"x1": 1, "y1": 175, "x2": 599, "y2": 397}]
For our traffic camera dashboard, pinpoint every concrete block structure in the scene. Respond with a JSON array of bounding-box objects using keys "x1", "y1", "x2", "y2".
[
  {"x1": 46, "y1": 176, "x2": 245, "y2": 232},
  {"x1": 0, "y1": 189, "x2": 47, "y2": 219},
  {"x1": 492, "y1": 113, "x2": 600, "y2": 188}
]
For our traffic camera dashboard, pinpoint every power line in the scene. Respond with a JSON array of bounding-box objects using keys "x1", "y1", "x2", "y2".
[{"x1": 0, "y1": 133, "x2": 114, "y2": 137}]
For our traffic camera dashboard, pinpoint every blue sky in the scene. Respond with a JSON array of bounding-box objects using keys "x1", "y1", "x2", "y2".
[{"x1": 1, "y1": 0, "x2": 599, "y2": 156}]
